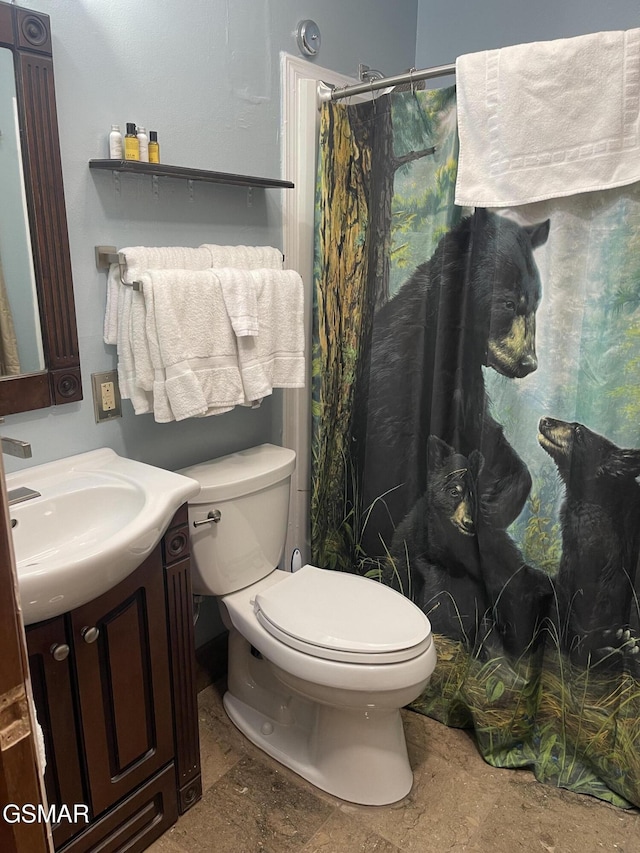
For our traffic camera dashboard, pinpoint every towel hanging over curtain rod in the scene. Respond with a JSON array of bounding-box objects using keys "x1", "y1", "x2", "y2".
[{"x1": 320, "y1": 61, "x2": 456, "y2": 102}]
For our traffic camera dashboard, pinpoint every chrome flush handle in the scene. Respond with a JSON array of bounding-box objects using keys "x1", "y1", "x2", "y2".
[{"x1": 193, "y1": 509, "x2": 222, "y2": 528}]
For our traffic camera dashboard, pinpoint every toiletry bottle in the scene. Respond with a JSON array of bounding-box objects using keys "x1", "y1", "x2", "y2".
[
  {"x1": 124, "y1": 122, "x2": 140, "y2": 161},
  {"x1": 148, "y1": 130, "x2": 160, "y2": 164},
  {"x1": 137, "y1": 126, "x2": 149, "y2": 162},
  {"x1": 108, "y1": 124, "x2": 123, "y2": 159}
]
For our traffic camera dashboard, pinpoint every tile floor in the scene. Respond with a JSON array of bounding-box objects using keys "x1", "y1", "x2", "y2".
[{"x1": 149, "y1": 682, "x2": 639, "y2": 853}]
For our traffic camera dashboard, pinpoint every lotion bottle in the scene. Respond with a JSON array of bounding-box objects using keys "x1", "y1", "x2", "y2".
[
  {"x1": 137, "y1": 126, "x2": 149, "y2": 162},
  {"x1": 124, "y1": 122, "x2": 140, "y2": 161},
  {"x1": 148, "y1": 130, "x2": 160, "y2": 164},
  {"x1": 108, "y1": 124, "x2": 123, "y2": 159}
]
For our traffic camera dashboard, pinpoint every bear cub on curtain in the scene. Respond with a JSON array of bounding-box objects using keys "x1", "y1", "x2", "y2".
[
  {"x1": 538, "y1": 416, "x2": 640, "y2": 668},
  {"x1": 356, "y1": 208, "x2": 550, "y2": 558},
  {"x1": 387, "y1": 435, "x2": 553, "y2": 657},
  {"x1": 385, "y1": 435, "x2": 487, "y2": 646}
]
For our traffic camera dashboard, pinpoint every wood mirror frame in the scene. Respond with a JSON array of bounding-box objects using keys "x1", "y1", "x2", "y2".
[{"x1": 0, "y1": 1, "x2": 81, "y2": 415}]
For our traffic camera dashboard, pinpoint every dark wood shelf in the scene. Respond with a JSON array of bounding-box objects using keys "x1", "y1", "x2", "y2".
[{"x1": 89, "y1": 159, "x2": 294, "y2": 189}]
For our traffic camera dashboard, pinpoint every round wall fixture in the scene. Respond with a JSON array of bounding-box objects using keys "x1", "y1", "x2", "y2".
[{"x1": 297, "y1": 20, "x2": 321, "y2": 57}]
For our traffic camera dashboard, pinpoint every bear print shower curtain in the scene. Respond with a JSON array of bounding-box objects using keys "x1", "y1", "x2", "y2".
[{"x1": 311, "y1": 86, "x2": 640, "y2": 808}]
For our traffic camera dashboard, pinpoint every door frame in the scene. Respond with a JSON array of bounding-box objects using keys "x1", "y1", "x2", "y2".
[
  {"x1": 0, "y1": 451, "x2": 51, "y2": 853},
  {"x1": 280, "y1": 53, "x2": 357, "y2": 568}
]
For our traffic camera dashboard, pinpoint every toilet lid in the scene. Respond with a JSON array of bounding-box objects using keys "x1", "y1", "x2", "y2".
[{"x1": 253, "y1": 564, "x2": 432, "y2": 664}]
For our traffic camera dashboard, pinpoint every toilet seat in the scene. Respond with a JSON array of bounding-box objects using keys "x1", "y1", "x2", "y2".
[{"x1": 253, "y1": 564, "x2": 432, "y2": 665}]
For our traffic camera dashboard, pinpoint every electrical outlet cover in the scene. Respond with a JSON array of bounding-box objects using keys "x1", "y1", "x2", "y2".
[{"x1": 91, "y1": 371, "x2": 122, "y2": 422}]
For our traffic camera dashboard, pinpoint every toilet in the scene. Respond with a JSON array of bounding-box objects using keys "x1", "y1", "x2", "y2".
[{"x1": 180, "y1": 444, "x2": 437, "y2": 805}]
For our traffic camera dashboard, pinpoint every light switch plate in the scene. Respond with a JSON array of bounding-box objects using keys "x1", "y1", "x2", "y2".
[{"x1": 91, "y1": 370, "x2": 122, "y2": 423}]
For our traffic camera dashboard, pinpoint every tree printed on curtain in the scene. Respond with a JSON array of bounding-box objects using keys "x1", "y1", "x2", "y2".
[{"x1": 311, "y1": 86, "x2": 640, "y2": 808}]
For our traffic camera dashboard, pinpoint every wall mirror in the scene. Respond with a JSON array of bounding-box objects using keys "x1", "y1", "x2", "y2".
[{"x1": 0, "y1": 0, "x2": 81, "y2": 415}]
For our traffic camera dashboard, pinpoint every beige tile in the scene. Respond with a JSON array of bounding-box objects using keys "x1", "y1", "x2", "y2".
[
  {"x1": 145, "y1": 829, "x2": 189, "y2": 853},
  {"x1": 402, "y1": 708, "x2": 482, "y2": 770},
  {"x1": 150, "y1": 684, "x2": 640, "y2": 853},
  {"x1": 465, "y1": 778, "x2": 635, "y2": 853},
  {"x1": 198, "y1": 707, "x2": 244, "y2": 793},
  {"x1": 197, "y1": 681, "x2": 227, "y2": 718},
  {"x1": 169, "y1": 754, "x2": 333, "y2": 853},
  {"x1": 621, "y1": 808, "x2": 640, "y2": 852},
  {"x1": 300, "y1": 811, "x2": 401, "y2": 852},
  {"x1": 338, "y1": 744, "x2": 503, "y2": 852}
]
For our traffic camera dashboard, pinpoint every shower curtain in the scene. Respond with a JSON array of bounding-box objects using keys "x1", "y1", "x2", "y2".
[{"x1": 311, "y1": 86, "x2": 640, "y2": 808}]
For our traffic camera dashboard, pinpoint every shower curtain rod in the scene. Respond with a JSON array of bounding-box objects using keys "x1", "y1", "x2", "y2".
[{"x1": 321, "y1": 62, "x2": 456, "y2": 102}]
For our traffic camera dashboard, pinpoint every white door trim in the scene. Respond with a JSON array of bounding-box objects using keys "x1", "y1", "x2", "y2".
[{"x1": 280, "y1": 53, "x2": 357, "y2": 568}]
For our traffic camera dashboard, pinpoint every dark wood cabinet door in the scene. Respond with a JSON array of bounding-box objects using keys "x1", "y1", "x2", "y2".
[
  {"x1": 26, "y1": 615, "x2": 87, "y2": 848},
  {"x1": 71, "y1": 549, "x2": 174, "y2": 817}
]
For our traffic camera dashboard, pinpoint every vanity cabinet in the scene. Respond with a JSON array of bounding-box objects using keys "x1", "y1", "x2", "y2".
[{"x1": 26, "y1": 505, "x2": 201, "y2": 852}]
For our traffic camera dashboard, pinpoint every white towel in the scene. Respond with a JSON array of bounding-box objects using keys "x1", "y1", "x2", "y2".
[
  {"x1": 105, "y1": 244, "x2": 279, "y2": 348},
  {"x1": 115, "y1": 247, "x2": 211, "y2": 416},
  {"x1": 103, "y1": 263, "x2": 121, "y2": 345},
  {"x1": 455, "y1": 28, "x2": 640, "y2": 208},
  {"x1": 119, "y1": 245, "x2": 212, "y2": 284},
  {"x1": 138, "y1": 278, "x2": 174, "y2": 423},
  {"x1": 237, "y1": 269, "x2": 306, "y2": 405},
  {"x1": 116, "y1": 283, "x2": 154, "y2": 415},
  {"x1": 130, "y1": 288, "x2": 154, "y2": 392},
  {"x1": 214, "y1": 268, "x2": 259, "y2": 336},
  {"x1": 201, "y1": 244, "x2": 283, "y2": 270},
  {"x1": 141, "y1": 270, "x2": 246, "y2": 422}
]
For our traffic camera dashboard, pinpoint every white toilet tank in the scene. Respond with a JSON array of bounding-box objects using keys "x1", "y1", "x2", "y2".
[{"x1": 179, "y1": 444, "x2": 296, "y2": 596}]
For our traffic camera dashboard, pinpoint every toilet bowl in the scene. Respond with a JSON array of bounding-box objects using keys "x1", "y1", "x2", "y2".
[{"x1": 180, "y1": 444, "x2": 437, "y2": 805}]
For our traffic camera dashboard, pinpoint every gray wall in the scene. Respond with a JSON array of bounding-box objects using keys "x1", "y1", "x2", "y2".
[
  {"x1": 416, "y1": 0, "x2": 640, "y2": 68},
  {"x1": 4, "y1": 0, "x2": 417, "y2": 644},
  {"x1": 4, "y1": 0, "x2": 418, "y2": 478}
]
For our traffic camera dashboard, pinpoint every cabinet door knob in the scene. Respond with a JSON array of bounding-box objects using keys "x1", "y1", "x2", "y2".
[
  {"x1": 50, "y1": 643, "x2": 70, "y2": 661},
  {"x1": 81, "y1": 626, "x2": 100, "y2": 644}
]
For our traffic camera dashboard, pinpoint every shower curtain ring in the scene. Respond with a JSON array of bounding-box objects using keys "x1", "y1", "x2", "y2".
[
  {"x1": 409, "y1": 67, "x2": 416, "y2": 94},
  {"x1": 369, "y1": 77, "x2": 378, "y2": 111}
]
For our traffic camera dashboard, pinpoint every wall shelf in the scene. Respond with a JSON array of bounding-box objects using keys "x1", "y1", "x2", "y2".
[{"x1": 89, "y1": 159, "x2": 294, "y2": 189}]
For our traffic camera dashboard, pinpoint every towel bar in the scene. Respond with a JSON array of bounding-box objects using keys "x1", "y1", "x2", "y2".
[
  {"x1": 95, "y1": 245, "x2": 142, "y2": 290},
  {"x1": 95, "y1": 244, "x2": 287, "y2": 293}
]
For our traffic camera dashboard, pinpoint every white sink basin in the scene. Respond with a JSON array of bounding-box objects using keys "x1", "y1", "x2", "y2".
[{"x1": 6, "y1": 448, "x2": 200, "y2": 625}]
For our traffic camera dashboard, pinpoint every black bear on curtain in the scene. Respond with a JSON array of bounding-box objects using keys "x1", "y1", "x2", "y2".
[
  {"x1": 538, "y1": 416, "x2": 640, "y2": 670},
  {"x1": 355, "y1": 209, "x2": 550, "y2": 550},
  {"x1": 352, "y1": 209, "x2": 552, "y2": 653}
]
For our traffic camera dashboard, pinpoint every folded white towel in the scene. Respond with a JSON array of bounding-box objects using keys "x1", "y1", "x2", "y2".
[
  {"x1": 137, "y1": 278, "x2": 173, "y2": 423},
  {"x1": 108, "y1": 246, "x2": 211, "y2": 415},
  {"x1": 140, "y1": 270, "x2": 246, "y2": 422},
  {"x1": 119, "y1": 245, "x2": 212, "y2": 285},
  {"x1": 106, "y1": 244, "x2": 279, "y2": 349},
  {"x1": 103, "y1": 263, "x2": 121, "y2": 345},
  {"x1": 455, "y1": 28, "x2": 640, "y2": 207},
  {"x1": 201, "y1": 244, "x2": 283, "y2": 270},
  {"x1": 214, "y1": 268, "x2": 259, "y2": 336},
  {"x1": 116, "y1": 283, "x2": 154, "y2": 415},
  {"x1": 130, "y1": 289, "x2": 154, "y2": 392},
  {"x1": 237, "y1": 269, "x2": 306, "y2": 404}
]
